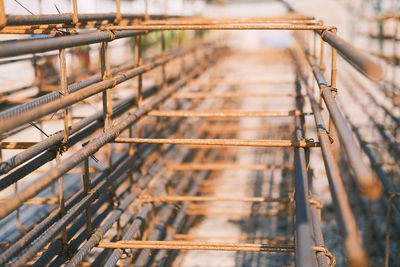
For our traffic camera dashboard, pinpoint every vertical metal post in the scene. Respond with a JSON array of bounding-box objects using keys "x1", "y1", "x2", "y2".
[
  {"x1": 100, "y1": 40, "x2": 120, "y2": 237},
  {"x1": 385, "y1": 193, "x2": 400, "y2": 267},
  {"x1": 72, "y1": 0, "x2": 79, "y2": 25},
  {"x1": 313, "y1": 32, "x2": 317, "y2": 58},
  {"x1": 38, "y1": 0, "x2": 42, "y2": 14},
  {"x1": 58, "y1": 48, "x2": 69, "y2": 244},
  {"x1": 100, "y1": 42, "x2": 113, "y2": 169},
  {"x1": 366, "y1": 200, "x2": 372, "y2": 266},
  {"x1": 180, "y1": 1, "x2": 186, "y2": 76},
  {"x1": 82, "y1": 158, "x2": 91, "y2": 238},
  {"x1": 15, "y1": 182, "x2": 23, "y2": 232},
  {"x1": 0, "y1": 0, "x2": 6, "y2": 29},
  {"x1": 136, "y1": 35, "x2": 143, "y2": 105},
  {"x1": 115, "y1": 0, "x2": 122, "y2": 23},
  {"x1": 144, "y1": 0, "x2": 149, "y2": 21},
  {"x1": 161, "y1": 31, "x2": 166, "y2": 89},
  {"x1": 319, "y1": 38, "x2": 325, "y2": 107},
  {"x1": 328, "y1": 46, "x2": 337, "y2": 141},
  {"x1": 392, "y1": 20, "x2": 398, "y2": 102}
]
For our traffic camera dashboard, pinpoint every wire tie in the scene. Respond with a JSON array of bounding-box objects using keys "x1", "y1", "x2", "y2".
[
  {"x1": 108, "y1": 30, "x2": 116, "y2": 41},
  {"x1": 313, "y1": 246, "x2": 336, "y2": 267},
  {"x1": 309, "y1": 197, "x2": 323, "y2": 209}
]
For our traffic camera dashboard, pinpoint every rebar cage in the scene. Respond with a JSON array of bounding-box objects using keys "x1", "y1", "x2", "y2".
[{"x1": 0, "y1": 0, "x2": 396, "y2": 266}]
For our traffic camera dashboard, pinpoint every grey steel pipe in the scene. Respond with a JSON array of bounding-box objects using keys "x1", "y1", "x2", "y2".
[
  {"x1": 318, "y1": 30, "x2": 384, "y2": 82},
  {"x1": 0, "y1": 30, "x2": 145, "y2": 58},
  {"x1": 5, "y1": 13, "x2": 177, "y2": 26}
]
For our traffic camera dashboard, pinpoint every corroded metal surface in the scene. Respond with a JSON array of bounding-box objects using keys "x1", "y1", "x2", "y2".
[{"x1": 0, "y1": 1, "x2": 392, "y2": 266}]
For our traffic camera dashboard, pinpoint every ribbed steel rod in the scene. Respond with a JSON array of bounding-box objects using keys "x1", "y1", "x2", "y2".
[
  {"x1": 97, "y1": 240, "x2": 295, "y2": 252},
  {"x1": 293, "y1": 46, "x2": 367, "y2": 266},
  {"x1": 139, "y1": 196, "x2": 292, "y2": 203},
  {"x1": 5, "y1": 13, "x2": 179, "y2": 26},
  {"x1": 107, "y1": 24, "x2": 334, "y2": 31},
  {"x1": 0, "y1": 51, "x2": 164, "y2": 121},
  {"x1": 147, "y1": 109, "x2": 306, "y2": 117},
  {"x1": 0, "y1": 45, "x2": 208, "y2": 134},
  {"x1": 166, "y1": 162, "x2": 294, "y2": 171},
  {"x1": 0, "y1": 30, "x2": 145, "y2": 58},
  {"x1": 304, "y1": 48, "x2": 382, "y2": 200},
  {"x1": 293, "y1": 77, "x2": 317, "y2": 267},
  {"x1": 0, "y1": 50, "x2": 216, "y2": 221},
  {"x1": 66, "y1": 145, "x2": 199, "y2": 267},
  {"x1": 114, "y1": 138, "x2": 320, "y2": 147},
  {"x1": 317, "y1": 30, "x2": 383, "y2": 82},
  {"x1": 171, "y1": 92, "x2": 300, "y2": 99}
]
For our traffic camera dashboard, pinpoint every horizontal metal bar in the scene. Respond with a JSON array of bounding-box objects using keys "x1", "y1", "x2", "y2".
[
  {"x1": 108, "y1": 24, "x2": 334, "y2": 31},
  {"x1": 166, "y1": 162, "x2": 294, "y2": 171},
  {"x1": 0, "y1": 30, "x2": 146, "y2": 58},
  {"x1": 0, "y1": 197, "x2": 58, "y2": 205},
  {"x1": 0, "y1": 142, "x2": 36, "y2": 149},
  {"x1": 142, "y1": 18, "x2": 320, "y2": 25},
  {"x1": 184, "y1": 210, "x2": 289, "y2": 217},
  {"x1": 113, "y1": 138, "x2": 320, "y2": 147},
  {"x1": 317, "y1": 30, "x2": 384, "y2": 81},
  {"x1": 5, "y1": 13, "x2": 178, "y2": 26},
  {"x1": 173, "y1": 234, "x2": 293, "y2": 242},
  {"x1": 147, "y1": 109, "x2": 308, "y2": 117},
  {"x1": 139, "y1": 196, "x2": 292, "y2": 203},
  {"x1": 189, "y1": 79, "x2": 294, "y2": 86},
  {"x1": 171, "y1": 92, "x2": 300, "y2": 99},
  {"x1": 97, "y1": 240, "x2": 295, "y2": 253}
]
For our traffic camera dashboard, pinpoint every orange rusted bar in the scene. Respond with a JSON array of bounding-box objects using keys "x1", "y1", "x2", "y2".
[
  {"x1": 185, "y1": 209, "x2": 290, "y2": 217},
  {"x1": 107, "y1": 24, "x2": 334, "y2": 31},
  {"x1": 171, "y1": 92, "x2": 301, "y2": 99},
  {"x1": 114, "y1": 138, "x2": 319, "y2": 148},
  {"x1": 173, "y1": 234, "x2": 294, "y2": 242},
  {"x1": 97, "y1": 240, "x2": 295, "y2": 253},
  {"x1": 147, "y1": 109, "x2": 307, "y2": 117},
  {"x1": 142, "y1": 18, "x2": 320, "y2": 25},
  {"x1": 0, "y1": 142, "x2": 37, "y2": 149},
  {"x1": 0, "y1": 0, "x2": 6, "y2": 29},
  {"x1": 0, "y1": 197, "x2": 58, "y2": 205},
  {"x1": 198, "y1": 124, "x2": 293, "y2": 133},
  {"x1": 189, "y1": 79, "x2": 294, "y2": 85},
  {"x1": 139, "y1": 195, "x2": 292, "y2": 203},
  {"x1": 166, "y1": 162, "x2": 294, "y2": 171}
]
